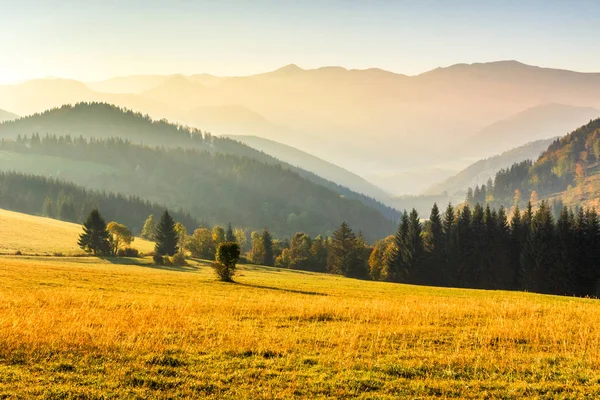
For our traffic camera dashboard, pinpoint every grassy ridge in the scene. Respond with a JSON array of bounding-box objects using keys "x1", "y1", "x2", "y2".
[
  {"x1": 0, "y1": 254, "x2": 599, "y2": 397},
  {"x1": 0, "y1": 209, "x2": 154, "y2": 255}
]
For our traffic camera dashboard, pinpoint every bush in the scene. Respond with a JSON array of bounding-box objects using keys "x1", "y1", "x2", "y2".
[
  {"x1": 153, "y1": 254, "x2": 164, "y2": 265},
  {"x1": 117, "y1": 247, "x2": 140, "y2": 258},
  {"x1": 171, "y1": 252, "x2": 187, "y2": 266},
  {"x1": 213, "y1": 242, "x2": 240, "y2": 282}
]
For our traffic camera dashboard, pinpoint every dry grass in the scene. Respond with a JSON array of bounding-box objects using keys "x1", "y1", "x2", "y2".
[
  {"x1": 0, "y1": 255, "x2": 599, "y2": 398},
  {"x1": 0, "y1": 208, "x2": 154, "y2": 255}
]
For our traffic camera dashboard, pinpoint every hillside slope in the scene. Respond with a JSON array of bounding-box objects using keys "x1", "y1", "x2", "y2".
[
  {"x1": 228, "y1": 135, "x2": 390, "y2": 201},
  {"x1": 0, "y1": 109, "x2": 17, "y2": 122},
  {"x1": 0, "y1": 103, "x2": 397, "y2": 219},
  {"x1": 465, "y1": 103, "x2": 600, "y2": 158},
  {"x1": 424, "y1": 138, "x2": 556, "y2": 197},
  {"x1": 468, "y1": 118, "x2": 600, "y2": 209},
  {"x1": 0, "y1": 208, "x2": 154, "y2": 255},
  {"x1": 0, "y1": 135, "x2": 395, "y2": 240}
]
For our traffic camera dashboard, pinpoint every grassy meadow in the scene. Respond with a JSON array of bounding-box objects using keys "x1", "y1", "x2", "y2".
[
  {"x1": 0, "y1": 209, "x2": 154, "y2": 255},
  {"x1": 1, "y1": 211, "x2": 600, "y2": 398}
]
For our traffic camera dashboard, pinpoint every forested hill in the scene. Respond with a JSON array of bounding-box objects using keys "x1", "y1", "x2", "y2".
[
  {"x1": 0, "y1": 171, "x2": 197, "y2": 234},
  {"x1": 0, "y1": 102, "x2": 397, "y2": 219},
  {"x1": 465, "y1": 118, "x2": 600, "y2": 209},
  {"x1": 0, "y1": 135, "x2": 395, "y2": 240}
]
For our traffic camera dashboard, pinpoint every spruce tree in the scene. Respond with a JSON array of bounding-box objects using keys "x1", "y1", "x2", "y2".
[
  {"x1": 388, "y1": 211, "x2": 409, "y2": 282},
  {"x1": 327, "y1": 222, "x2": 358, "y2": 276},
  {"x1": 155, "y1": 210, "x2": 179, "y2": 256},
  {"x1": 262, "y1": 227, "x2": 274, "y2": 266},
  {"x1": 509, "y1": 205, "x2": 524, "y2": 289},
  {"x1": 456, "y1": 205, "x2": 472, "y2": 287},
  {"x1": 442, "y1": 203, "x2": 457, "y2": 286},
  {"x1": 78, "y1": 209, "x2": 111, "y2": 256},
  {"x1": 404, "y1": 209, "x2": 423, "y2": 283},
  {"x1": 225, "y1": 222, "x2": 236, "y2": 242},
  {"x1": 424, "y1": 203, "x2": 443, "y2": 284}
]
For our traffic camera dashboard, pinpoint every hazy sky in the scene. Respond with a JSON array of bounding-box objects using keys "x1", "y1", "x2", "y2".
[{"x1": 1, "y1": 0, "x2": 600, "y2": 83}]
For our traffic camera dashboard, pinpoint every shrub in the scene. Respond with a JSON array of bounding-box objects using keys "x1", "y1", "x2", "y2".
[
  {"x1": 213, "y1": 242, "x2": 240, "y2": 282},
  {"x1": 153, "y1": 254, "x2": 164, "y2": 265},
  {"x1": 171, "y1": 252, "x2": 187, "y2": 266},
  {"x1": 14, "y1": 251, "x2": 22, "y2": 256},
  {"x1": 117, "y1": 248, "x2": 140, "y2": 258}
]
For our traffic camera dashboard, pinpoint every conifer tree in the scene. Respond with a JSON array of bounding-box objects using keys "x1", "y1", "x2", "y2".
[
  {"x1": 225, "y1": 223, "x2": 236, "y2": 242},
  {"x1": 155, "y1": 210, "x2": 178, "y2": 256},
  {"x1": 327, "y1": 221, "x2": 358, "y2": 276},
  {"x1": 78, "y1": 209, "x2": 111, "y2": 256},
  {"x1": 423, "y1": 203, "x2": 444, "y2": 284},
  {"x1": 521, "y1": 201, "x2": 555, "y2": 293},
  {"x1": 404, "y1": 209, "x2": 423, "y2": 283},
  {"x1": 262, "y1": 227, "x2": 274, "y2": 266},
  {"x1": 388, "y1": 211, "x2": 409, "y2": 282},
  {"x1": 509, "y1": 205, "x2": 524, "y2": 288},
  {"x1": 442, "y1": 203, "x2": 457, "y2": 286},
  {"x1": 456, "y1": 205, "x2": 473, "y2": 287}
]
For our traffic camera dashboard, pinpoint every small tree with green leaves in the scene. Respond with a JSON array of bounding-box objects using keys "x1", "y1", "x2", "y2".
[
  {"x1": 141, "y1": 215, "x2": 157, "y2": 241},
  {"x1": 78, "y1": 209, "x2": 111, "y2": 256},
  {"x1": 212, "y1": 242, "x2": 241, "y2": 282}
]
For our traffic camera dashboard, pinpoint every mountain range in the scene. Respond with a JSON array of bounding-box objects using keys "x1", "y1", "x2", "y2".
[{"x1": 2, "y1": 61, "x2": 600, "y2": 194}]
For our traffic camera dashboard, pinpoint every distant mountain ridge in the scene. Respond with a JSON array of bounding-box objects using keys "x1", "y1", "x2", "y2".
[
  {"x1": 228, "y1": 135, "x2": 390, "y2": 201},
  {"x1": 3, "y1": 61, "x2": 600, "y2": 195},
  {"x1": 424, "y1": 138, "x2": 557, "y2": 197}
]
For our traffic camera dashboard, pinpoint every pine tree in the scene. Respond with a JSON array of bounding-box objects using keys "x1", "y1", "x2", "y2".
[
  {"x1": 388, "y1": 211, "x2": 409, "y2": 282},
  {"x1": 78, "y1": 209, "x2": 111, "y2": 256},
  {"x1": 225, "y1": 223, "x2": 236, "y2": 242},
  {"x1": 423, "y1": 203, "x2": 444, "y2": 285},
  {"x1": 509, "y1": 205, "x2": 524, "y2": 289},
  {"x1": 404, "y1": 209, "x2": 423, "y2": 283},
  {"x1": 442, "y1": 203, "x2": 457, "y2": 286},
  {"x1": 327, "y1": 222, "x2": 358, "y2": 276},
  {"x1": 155, "y1": 210, "x2": 178, "y2": 256},
  {"x1": 262, "y1": 227, "x2": 274, "y2": 266},
  {"x1": 456, "y1": 205, "x2": 472, "y2": 287},
  {"x1": 141, "y1": 215, "x2": 157, "y2": 241},
  {"x1": 552, "y1": 206, "x2": 575, "y2": 295},
  {"x1": 521, "y1": 201, "x2": 555, "y2": 293}
]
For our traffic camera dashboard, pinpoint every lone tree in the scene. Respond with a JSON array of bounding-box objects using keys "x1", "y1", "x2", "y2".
[
  {"x1": 107, "y1": 222, "x2": 134, "y2": 254},
  {"x1": 262, "y1": 227, "x2": 274, "y2": 266},
  {"x1": 212, "y1": 242, "x2": 241, "y2": 282},
  {"x1": 155, "y1": 210, "x2": 178, "y2": 256},
  {"x1": 78, "y1": 209, "x2": 111, "y2": 256},
  {"x1": 141, "y1": 215, "x2": 157, "y2": 240}
]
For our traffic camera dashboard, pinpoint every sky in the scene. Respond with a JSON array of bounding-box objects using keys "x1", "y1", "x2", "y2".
[{"x1": 1, "y1": 0, "x2": 600, "y2": 84}]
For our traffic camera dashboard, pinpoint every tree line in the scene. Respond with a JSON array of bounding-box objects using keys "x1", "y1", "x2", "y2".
[
  {"x1": 0, "y1": 171, "x2": 197, "y2": 234},
  {"x1": 368, "y1": 202, "x2": 600, "y2": 297}
]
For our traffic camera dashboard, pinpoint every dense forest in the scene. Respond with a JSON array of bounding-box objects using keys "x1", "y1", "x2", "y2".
[
  {"x1": 0, "y1": 171, "x2": 197, "y2": 233},
  {"x1": 0, "y1": 102, "x2": 398, "y2": 220},
  {"x1": 367, "y1": 201, "x2": 600, "y2": 297},
  {"x1": 0, "y1": 135, "x2": 395, "y2": 240},
  {"x1": 466, "y1": 118, "x2": 600, "y2": 208}
]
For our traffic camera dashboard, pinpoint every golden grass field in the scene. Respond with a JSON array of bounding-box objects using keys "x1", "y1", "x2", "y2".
[
  {"x1": 1, "y1": 210, "x2": 600, "y2": 398},
  {"x1": 0, "y1": 209, "x2": 155, "y2": 255}
]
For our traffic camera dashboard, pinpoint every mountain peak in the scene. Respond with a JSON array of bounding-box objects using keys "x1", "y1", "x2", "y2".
[{"x1": 272, "y1": 64, "x2": 304, "y2": 74}]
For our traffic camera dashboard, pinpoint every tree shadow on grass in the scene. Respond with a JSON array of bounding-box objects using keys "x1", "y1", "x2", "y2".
[
  {"x1": 102, "y1": 257, "x2": 201, "y2": 273},
  {"x1": 234, "y1": 282, "x2": 327, "y2": 296}
]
